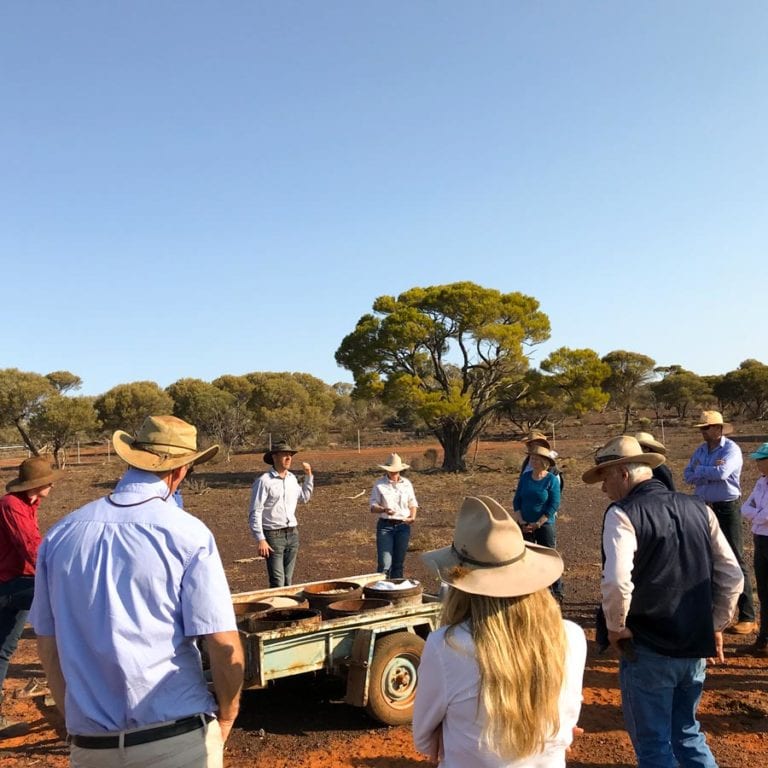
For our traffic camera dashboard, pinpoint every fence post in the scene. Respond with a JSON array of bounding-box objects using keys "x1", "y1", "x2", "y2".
[{"x1": 357, "y1": 430, "x2": 361, "y2": 453}]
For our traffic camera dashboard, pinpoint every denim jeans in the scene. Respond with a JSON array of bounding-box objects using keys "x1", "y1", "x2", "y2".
[
  {"x1": 376, "y1": 519, "x2": 411, "y2": 579},
  {"x1": 522, "y1": 523, "x2": 564, "y2": 599},
  {"x1": 754, "y1": 534, "x2": 768, "y2": 642},
  {"x1": 264, "y1": 527, "x2": 299, "y2": 588},
  {"x1": 711, "y1": 500, "x2": 755, "y2": 621},
  {"x1": 0, "y1": 576, "x2": 35, "y2": 690},
  {"x1": 619, "y1": 643, "x2": 717, "y2": 768}
]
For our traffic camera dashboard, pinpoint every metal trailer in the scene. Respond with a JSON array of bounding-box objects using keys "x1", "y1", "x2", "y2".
[{"x1": 229, "y1": 573, "x2": 442, "y2": 726}]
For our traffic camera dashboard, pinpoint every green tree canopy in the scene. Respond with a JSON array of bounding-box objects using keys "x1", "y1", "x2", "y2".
[
  {"x1": 94, "y1": 381, "x2": 174, "y2": 435},
  {"x1": 601, "y1": 350, "x2": 657, "y2": 432},
  {"x1": 167, "y1": 377, "x2": 248, "y2": 461},
  {"x1": 246, "y1": 372, "x2": 336, "y2": 445},
  {"x1": 649, "y1": 368, "x2": 711, "y2": 418},
  {"x1": 0, "y1": 368, "x2": 57, "y2": 454},
  {"x1": 30, "y1": 395, "x2": 101, "y2": 467},
  {"x1": 335, "y1": 282, "x2": 550, "y2": 470},
  {"x1": 497, "y1": 369, "x2": 564, "y2": 432},
  {"x1": 713, "y1": 360, "x2": 768, "y2": 420},
  {"x1": 540, "y1": 347, "x2": 611, "y2": 416},
  {"x1": 45, "y1": 371, "x2": 83, "y2": 394}
]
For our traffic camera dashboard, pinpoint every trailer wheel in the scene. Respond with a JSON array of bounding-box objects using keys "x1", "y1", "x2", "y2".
[{"x1": 365, "y1": 632, "x2": 425, "y2": 726}]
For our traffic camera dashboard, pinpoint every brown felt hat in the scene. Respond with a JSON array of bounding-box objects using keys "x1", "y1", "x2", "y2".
[
  {"x1": 421, "y1": 496, "x2": 563, "y2": 597},
  {"x1": 113, "y1": 415, "x2": 218, "y2": 472},
  {"x1": 582, "y1": 435, "x2": 664, "y2": 484},
  {"x1": 6, "y1": 456, "x2": 62, "y2": 493}
]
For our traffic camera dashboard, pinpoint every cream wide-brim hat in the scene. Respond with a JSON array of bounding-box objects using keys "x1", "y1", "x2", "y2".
[
  {"x1": 378, "y1": 453, "x2": 410, "y2": 472},
  {"x1": 634, "y1": 431, "x2": 667, "y2": 455},
  {"x1": 421, "y1": 496, "x2": 563, "y2": 598},
  {"x1": 527, "y1": 444, "x2": 556, "y2": 466},
  {"x1": 582, "y1": 435, "x2": 664, "y2": 484},
  {"x1": 113, "y1": 415, "x2": 219, "y2": 472}
]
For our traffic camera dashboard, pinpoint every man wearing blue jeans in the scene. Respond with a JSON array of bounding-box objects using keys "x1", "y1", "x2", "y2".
[
  {"x1": 683, "y1": 411, "x2": 755, "y2": 634},
  {"x1": 584, "y1": 435, "x2": 742, "y2": 768},
  {"x1": 249, "y1": 441, "x2": 313, "y2": 587}
]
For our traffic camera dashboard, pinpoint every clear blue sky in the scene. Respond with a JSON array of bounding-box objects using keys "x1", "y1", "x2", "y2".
[{"x1": 2, "y1": 3, "x2": 766, "y2": 396}]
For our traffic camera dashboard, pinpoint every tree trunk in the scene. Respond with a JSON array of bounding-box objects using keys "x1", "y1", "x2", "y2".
[
  {"x1": 436, "y1": 421, "x2": 474, "y2": 472},
  {"x1": 14, "y1": 419, "x2": 39, "y2": 456}
]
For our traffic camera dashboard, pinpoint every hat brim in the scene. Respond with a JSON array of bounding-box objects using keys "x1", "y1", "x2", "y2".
[
  {"x1": 263, "y1": 449, "x2": 298, "y2": 465},
  {"x1": 694, "y1": 421, "x2": 732, "y2": 434},
  {"x1": 6, "y1": 469, "x2": 62, "y2": 493},
  {"x1": 378, "y1": 463, "x2": 410, "y2": 472},
  {"x1": 637, "y1": 438, "x2": 667, "y2": 454},
  {"x1": 113, "y1": 431, "x2": 219, "y2": 472},
  {"x1": 582, "y1": 452, "x2": 665, "y2": 484},
  {"x1": 750, "y1": 450, "x2": 768, "y2": 460},
  {"x1": 421, "y1": 541, "x2": 563, "y2": 598}
]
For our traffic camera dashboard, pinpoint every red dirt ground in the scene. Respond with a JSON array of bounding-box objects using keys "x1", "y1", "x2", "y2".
[{"x1": 1, "y1": 422, "x2": 767, "y2": 766}]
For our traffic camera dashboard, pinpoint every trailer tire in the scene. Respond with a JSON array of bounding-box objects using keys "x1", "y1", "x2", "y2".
[{"x1": 365, "y1": 632, "x2": 425, "y2": 726}]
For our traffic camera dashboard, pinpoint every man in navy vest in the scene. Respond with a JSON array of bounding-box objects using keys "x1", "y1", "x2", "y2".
[{"x1": 584, "y1": 435, "x2": 742, "y2": 768}]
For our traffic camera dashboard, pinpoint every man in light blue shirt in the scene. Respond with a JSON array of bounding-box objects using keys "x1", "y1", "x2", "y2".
[
  {"x1": 683, "y1": 410, "x2": 755, "y2": 634},
  {"x1": 248, "y1": 440, "x2": 313, "y2": 587},
  {"x1": 31, "y1": 416, "x2": 243, "y2": 767}
]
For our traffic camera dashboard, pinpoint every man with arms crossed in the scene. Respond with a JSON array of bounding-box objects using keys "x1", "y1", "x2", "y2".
[
  {"x1": 585, "y1": 435, "x2": 742, "y2": 768},
  {"x1": 683, "y1": 410, "x2": 755, "y2": 634},
  {"x1": 31, "y1": 416, "x2": 243, "y2": 768},
  {"x1": 249, "y1": 441, "x2": 313, "y2": 587}
]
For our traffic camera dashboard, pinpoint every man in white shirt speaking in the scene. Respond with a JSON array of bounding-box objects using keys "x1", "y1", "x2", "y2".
[{"x1": 583, "y1": 435, "x2": 742, "y2": 768}]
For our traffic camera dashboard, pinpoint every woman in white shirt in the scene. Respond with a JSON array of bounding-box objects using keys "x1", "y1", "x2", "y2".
[
  {"x1": 369, "y1": 453, "x2": 418, "y2": 579},
  {"x1": 413, "y1": 495, "x2": 586, "y2": 768}
]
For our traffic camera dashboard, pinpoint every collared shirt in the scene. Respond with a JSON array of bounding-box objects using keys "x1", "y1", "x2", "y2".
[
  {"x1": 742, "y1": 474, "x2": 768, "y2": 537},
  {"x1": 601, "y1": 503, "x2": 742, "y2": 633},
  {"x1": 30, "y1": 468, "x2": 236, "y2": 735},
  {"x1": 413, "y1": 619, "x2": 586, "y2": 767},
  {"x1": 248, "y1": 469, "x2": 313, "y2": 540},
  {"x1": 369, "y1": 476, "x2": 418, "y2": 521},
  {"x1": 682, "y1": 436, "x2": 743, "y2": 502},
  {"x1": 0, "y1": 492, "x2": 41, "y2": 583}
]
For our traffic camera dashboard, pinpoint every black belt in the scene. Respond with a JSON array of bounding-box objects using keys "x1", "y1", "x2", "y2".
[
  {"x1": 70, "y1": 714, "x2": 212, "y2": 750},
  {"x1": 379, "y1": 519, "x2": 407, "y2": 526}
]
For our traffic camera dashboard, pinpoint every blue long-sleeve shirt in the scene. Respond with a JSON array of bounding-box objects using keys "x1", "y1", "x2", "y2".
[
  {"x1": 513, "y1": 470, "x2": 561, "y2": 524},
  {"x1": 683, "y1": 436, "x2": 742, "y2": 502}
]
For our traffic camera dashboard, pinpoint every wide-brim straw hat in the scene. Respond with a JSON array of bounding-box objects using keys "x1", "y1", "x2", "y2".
[
  {"x1": 263, "y1": 441, "x2": 298, "y2": 466},
  {"x1": 113, "y1": 415, "x2": 219, "y2": 472},
  {"x1": 582, "y1": 435, "x2": 664, "y2": 484},
  {"x1": 694, "y1": 410, "x2": 732, "y2": 434},
  {"x1": 524, "y1": 430, "x2": 551, "y2": 449},
  {"x1": 6, "y1": 456, "x2": 62, "y2": 493},
  {"x1": 421, "y1": 496, "x2": 563, "y2": 597},
  {"x1": 378, "y1": 453, "x2": 410, "y2": 472},
  {"x1": 634, "y1": 431, "x2": 667, "y2": 455},
  {"x1": 527, "y1": 445, "x2": 555, "y2": 466}
]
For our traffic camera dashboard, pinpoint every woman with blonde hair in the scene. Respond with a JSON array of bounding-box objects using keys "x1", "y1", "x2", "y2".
[{"x1": 413, "y1": 496, "x2": 586, "y2": 767}]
